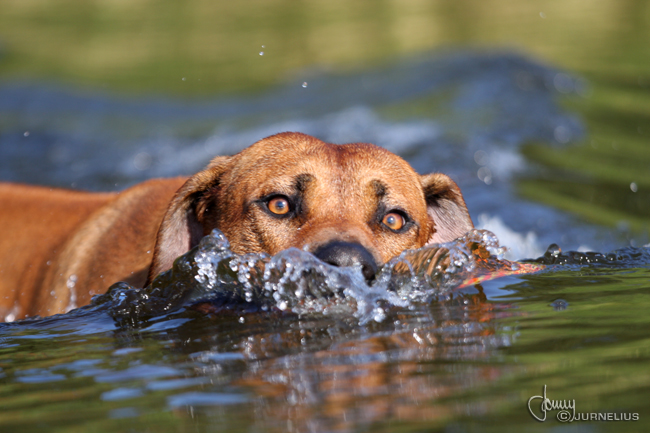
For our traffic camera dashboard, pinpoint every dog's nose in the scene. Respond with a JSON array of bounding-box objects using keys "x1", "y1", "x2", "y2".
[{"x1": 313, "y1": 241, "x2": 378, "y2": 282}]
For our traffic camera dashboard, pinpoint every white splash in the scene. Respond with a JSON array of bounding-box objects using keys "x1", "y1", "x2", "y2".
[
  {"x1": 192, "y1": 228, "x2": 510, "y2": 324},
  {"x1": 476, "y1": 214, "x2": 542, "y2": 260},
  {"x1": 65, "y1": 274, "x2": 78, "y2": 313},
  {"x1": 4, "y1": 302, "x2": 20, "y2": 323}
]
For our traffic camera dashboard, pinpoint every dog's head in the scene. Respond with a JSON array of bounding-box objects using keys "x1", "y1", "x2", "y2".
[{"x1": 149, "y1": 132, "x2": 473, "y2": 282}]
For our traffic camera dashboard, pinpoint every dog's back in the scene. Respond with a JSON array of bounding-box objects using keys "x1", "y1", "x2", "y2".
[
  {"x1": 0, "y1": 179, "x2": 185, "y2": 320},
  {"x1": 0, "y1": 184, "x2": 113, "y2": 319}
]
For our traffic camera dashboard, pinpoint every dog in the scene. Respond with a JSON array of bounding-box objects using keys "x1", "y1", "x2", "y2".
[{"x1": 0, "y1": 132, "x2": 473, "y2": 320}]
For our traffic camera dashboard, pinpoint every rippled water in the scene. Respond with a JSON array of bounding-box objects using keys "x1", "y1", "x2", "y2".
[
  {"x1": 1, "y1": 233, "x2": 648, "y2": 432},
  {"x1": 1, "y1": 45, "x2": 649, "y2": 432},
  {"x1": 92, "y1": 229, "x2": 535, "y2": 325},
  {"x1": 1, "y1": 51, "x2": 623, "y2": 255}
]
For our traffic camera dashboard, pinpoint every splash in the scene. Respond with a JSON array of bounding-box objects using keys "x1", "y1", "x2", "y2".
[
  {"x1": 192, "y1": 229, "x2": 520, "y2": 324},
  {"x1": 97, "y1": 229, "x2": 540, "y2": 325},
  {"x1": 530, "y1": 243, "x2": 650, "y2": 266}
]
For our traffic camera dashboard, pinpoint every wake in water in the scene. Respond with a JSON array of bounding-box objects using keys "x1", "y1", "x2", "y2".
[{"x1": 99, "y1": 229, "x2": 541, "y2": 325}]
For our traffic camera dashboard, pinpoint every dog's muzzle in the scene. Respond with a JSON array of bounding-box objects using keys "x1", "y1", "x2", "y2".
[{"x1": 313, "y1": 241, "x2": 378, "y2": 283}]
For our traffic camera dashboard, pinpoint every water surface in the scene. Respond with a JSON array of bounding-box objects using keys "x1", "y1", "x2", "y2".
[{"x1": 1, "y1": 1, "x2": 649, "y2": 431}]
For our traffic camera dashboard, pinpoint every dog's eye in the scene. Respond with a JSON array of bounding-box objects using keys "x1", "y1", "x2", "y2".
[
  {"x1": 382, "y1": 212, "x2": 405, "y2": 231},
  {"x1": 267, "y1": 196, "x2": 290, "y2": 215}
]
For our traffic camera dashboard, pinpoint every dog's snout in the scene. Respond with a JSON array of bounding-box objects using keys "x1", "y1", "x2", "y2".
[{"x1": 313, "y1": 241, "x2": 378, "y2": 282}]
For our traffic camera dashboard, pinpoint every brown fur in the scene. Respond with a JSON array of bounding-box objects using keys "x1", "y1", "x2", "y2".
[{"x1": 0, "y1": 132, "x2": 473, "y2": 320}]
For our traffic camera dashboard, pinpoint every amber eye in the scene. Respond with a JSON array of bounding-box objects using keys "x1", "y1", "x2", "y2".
[
  {"x1": 382, "y1": 212, "x2": 405, "y2": 231},
  {"x1": 267, "y1": 196, "x2": 290, "y2": 215}
]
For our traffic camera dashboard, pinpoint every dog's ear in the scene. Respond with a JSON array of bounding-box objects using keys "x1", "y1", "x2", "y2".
[
  {"x1": 420, "y1": 173, "x2": 473, "y2": 245},
  {"x1": 148, "y1": 156, "x2": 232, "y2": 283}
]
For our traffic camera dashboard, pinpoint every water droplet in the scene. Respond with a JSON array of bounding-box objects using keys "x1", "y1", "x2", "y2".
[
  {"x1": 23, "y1": 131, "x2": 30, "y2": 137},
  {"x1": 474, "y1": 150, "x2": 489, "y2": 166},
  {"x1": 539, "y1": 12, "x2": 546, "y2": 18},
  {"x1": 259, "y1": 51, "x2": 264, "y2": 56},
  {"x1": 372, "y1": 307, "x2": 386, "y2": 323},
  {"x1": 133, "y1": 152, "x2": 152, "y2": 171},
  {"x1": 238, "y1": 317, "x2": 245, "y2": 324},
  {"x1": 553, "y1": 73, "x2": 574, "y2": 94},
  {"x1": 545, "y1": 243, "x2": 561, "y2": 257},
  {"x1": 302, "y1": 82, "x2": 308, "y2": 88},
  {"x1": 550, "y1": 299, "x2": 568, "y2": 311},
  {"x1": 554, "y1": 125, "x2": 572, "y2": 143},
  {"x1": 630, "y1": 182, "x2": 638, "y2": 192},
  {"x1": 477, "y1": 167, "x2": 492, "y2": 185},
  {"x1": 181, "y1": 77, "x2": 186, "y2": 81}
]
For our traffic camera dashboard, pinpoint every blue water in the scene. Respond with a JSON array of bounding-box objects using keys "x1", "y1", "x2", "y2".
[
  {"x1": 0, "y1": 51, "x2": 649, "y2": 432},
  {"x1": 1, "y1": 52, "x2": 633, "y2": 257}
]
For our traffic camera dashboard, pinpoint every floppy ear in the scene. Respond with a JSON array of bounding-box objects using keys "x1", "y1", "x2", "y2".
[
  {"x1": 148, "y1": 156, "x2": 232, "y2": 283},
  {"x1": 421, "y1": 173, "x2": 473, "y2": 245}
]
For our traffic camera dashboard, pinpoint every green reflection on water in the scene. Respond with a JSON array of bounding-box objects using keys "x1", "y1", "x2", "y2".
[
  {"x1": 1, "y1": 0, "x2": 649, "y2": 96},
  {"x1": 1, "y1": 3, "x2": 650, "y2": 430},
  {"x1": 1, "y1": 266, "x2": 649, "y2": 432},
  {"x1": 492, "y1": 267, "x2": 650, "y2": 431},
  {"x1": 1, "y1": 0, "x2": 649, "y2": 229},
  {"x1": 521, "y1": 75, "x2": 650, "y2": 233},
  {"x1": 376, "y1": 267, "x2": 650, "y2": 432}
]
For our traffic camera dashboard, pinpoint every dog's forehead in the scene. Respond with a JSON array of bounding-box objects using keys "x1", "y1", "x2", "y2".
[{"x1": 233, "y1": 133, "x2": 421, "y2": 188}]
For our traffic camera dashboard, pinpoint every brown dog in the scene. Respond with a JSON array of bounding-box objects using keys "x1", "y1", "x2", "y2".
[{"x1": 0, "y1": 132, "x2": 473, "y2": 321}]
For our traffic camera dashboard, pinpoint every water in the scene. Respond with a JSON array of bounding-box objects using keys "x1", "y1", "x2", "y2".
[
  {"x1": 2, "y1": 3, "x2": 650, "y2": 430},
  {"x1": 86, "y1": 228, "x2": 535, "y2": 326},
  {"x1": 0, "y1": 52, "x2": 621, "y2": 254},
  {"x1": 1, "y1": 55, "x2": 648, "y2": 430},
  {"x1": 1, "y1": 237, "x2": 648, "y2": 432}
]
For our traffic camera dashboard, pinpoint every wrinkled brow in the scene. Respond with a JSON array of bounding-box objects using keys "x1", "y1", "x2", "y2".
[
  {"x1": 255, "y1": 173, "x2": 314, "y2": 197},
  {"x1": 370, "y1": 180, "x2": 388, "y2": 199},
  {"x1": 294, "y1": 174, "x2": 314, "y2": 193}
]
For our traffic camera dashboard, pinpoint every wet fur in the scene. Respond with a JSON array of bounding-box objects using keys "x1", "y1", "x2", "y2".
[{"x1": 0, "y1": 132, "x2": 473, "y2": 320}]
